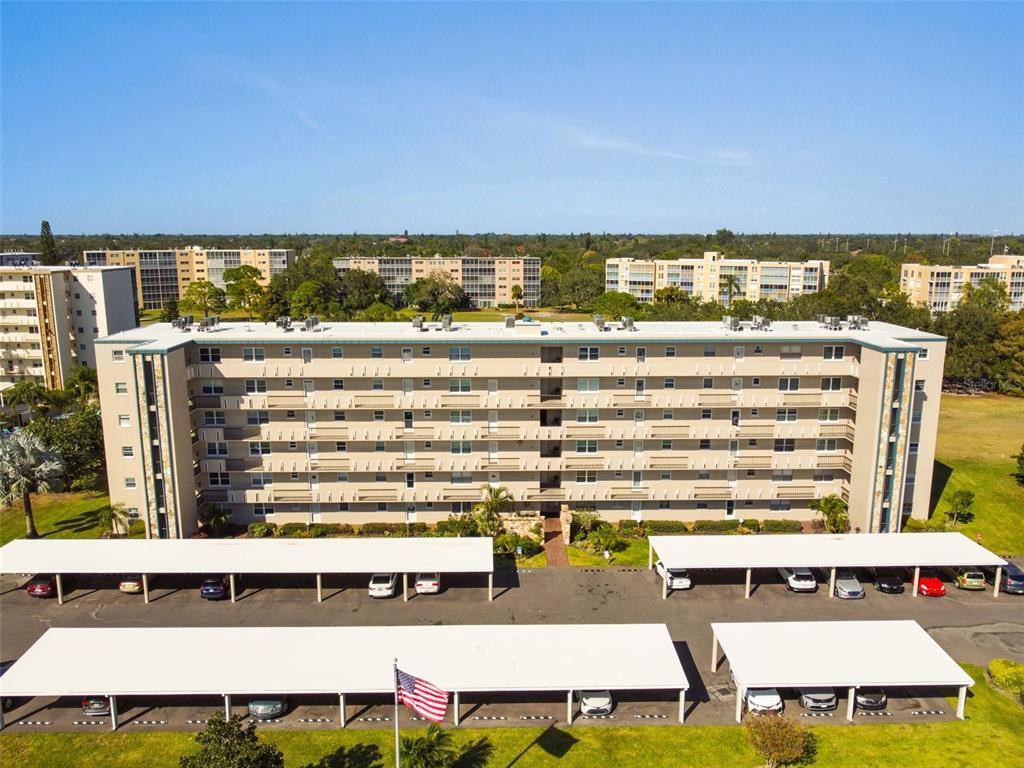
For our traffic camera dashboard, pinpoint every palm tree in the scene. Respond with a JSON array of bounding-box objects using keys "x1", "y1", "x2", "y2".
[
  {"x1": 0, "y1": 431, "x2": 64, "y2": 538},
  {"x1": 472, "y1": 485, "x2": 514, "y2": 537},
  {"x1": 720, "y1": 274, "x2": 742, "y2": 307},
  {"x1": 510, "y1": 284, "x2": 523, "y2": 309},
  {"x1": 99, "y1": 502, "x2": 131, "y2": 537},
  {"x1": 401, "y1": 723, "x2": 457, "y2": 768},
  {"x1": 199, "y1": 503, "x2": 232, "y2": 536},
  {"x1": 5, "y1": 379, "x2": 51, "y2": 419},
  {"x1": 810, "y1": 494, "x2": 850, "y2": 533}
]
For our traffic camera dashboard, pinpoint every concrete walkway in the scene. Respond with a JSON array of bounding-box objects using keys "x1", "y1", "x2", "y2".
[{"x1": 543, "y1": 517, "x2": 569, "y2": 567}]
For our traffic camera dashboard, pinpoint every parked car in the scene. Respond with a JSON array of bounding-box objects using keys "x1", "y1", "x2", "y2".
[
  {"x1": 200, "y1": 576, "x2": 229, "y2": 600},
  {"x1": 81, "y1": 696, "x2": 112, "y2": 717},
  {"x1": 655, "y1": 561, "x2": 693, "y2": 590},
  {"x1": 25, "y1": 574, "x2": 57, "y2": 598},
  {"x1": 248, "y1": 697, "x2": 287, "y2": 720},
  {"x1": 576, "y1": 690, "x2": 613, "y2": 715},
  {"x1": 982, "y1": 562, "x2": 1024, "y2": 595},
  {"x1": 947, "y1": 567, "x2": 986, "y2": 591},
  {"x1": 368, "y1": 573, "x2": 398, "y2": 598},
  {"x1": 854, "y1": 687, "x2": 887, "y2": 710},
  {"x1": 414, "y1": 573, "x2": 441, "y2": 595},
  {"x1": 906, "y1": 567, "x2": 945, "y2": 596},
  {"x1": 746, "y1": 688, "x2": 784, "y2": 714},
  {"x1": 119, "y1": 576, "x2": 144, "y2": 594},
  {"x1": 798, "y1": 688, "x2": 838, "y2": 711},
  {"x1": 869, "y1": 567, "x2": 905, "y2": 594},
  {"x1": 777, "y1": 567, "x2": 818, "y2": 592},
  {"x1": 831, "y1": 568, "x2": 865, "y2": 599}
]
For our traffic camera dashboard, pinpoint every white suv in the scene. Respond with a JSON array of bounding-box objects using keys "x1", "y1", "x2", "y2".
[{"x1": 777, "y1": 567, "x2": 818, "y2": 592}]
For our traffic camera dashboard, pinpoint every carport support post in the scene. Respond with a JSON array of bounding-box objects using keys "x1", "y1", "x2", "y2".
[
  {"x1": 453, "y1": 691, "x2": 460, "y2": 726},
  {"x1": 142, "y1": 574, "x2": 149, "y2": 604},
  {"x1": 830, "y1": 567, "x2": 837, "y2": 598},
  {"x1": 56, "y1": 573, "x2": 64, "y2": 605},
  {"x1": 735, "y1": 686, "x2": 744, "y2": 723},
  {"x1": 913, "y1": 566, "x2": 920, "y2": 597},
  {"x1": 846, "y1": 687, "x2": 855, "y2": 721},
  {"x1": 648, "y1": 538, "x2": 653, "y2": 569},
  {"x1": 109, "y1": 696, "x2": 118, "y2": 731},
  {"x1": 956, "y1": 685, "x2": 967, "y2": 719},
  {"x1": 338, "y1": 694, "x2": 346, "y2": 727},
  {"x1": 316, "y1": 573, "x2": 323, "y2": 603},
  {"x1": 993, "y1": 566, "x2": 1002, "y2": 598},
  {"x1": 711, "y1": 633, "x2": 719, "y2": 673},
  {"x1": 229, "y1": 574, "x2": 236, "y2": 603},
  {"x1": 662, "y1": 565, "x2": 668, "y2": 599},
  {"x1": 678, "y1": 690, "x2": 686, "y2": 724},
  {"x1": 566, "y1": 690, "x2": 573, "y2": 724},
  {"x1": 224, "y1": 694, "x2": 231, "y2": 719},
  {"x1": 403, "y1": 573, "x2": 408, "y2": 602},
  {"x1": 744, "y1": 568, "x2": 751, "y2": 599},
  {"x1": 488, "y1": 571, "x2": 493, "y2": 601}
]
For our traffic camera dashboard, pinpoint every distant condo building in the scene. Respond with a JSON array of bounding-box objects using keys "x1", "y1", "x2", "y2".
[
  {"x1": 0, "y1": 252, "x2": 41, "y2": 267},
  {"x1": 604, "y1": 252, "x2": 830, "y2": 304},
  {"x1": 332, "y1": 255, "x2": 541, "y2": 308},
  {"x1": 0, "y1": 265, "x2": 137, "y2": 391},
  {"x1": 83, "y1": 247, "x2": 295, "y2": 310},
  {"x1": 900, "y1": 254, "x2": 1024, "y2": 314}
]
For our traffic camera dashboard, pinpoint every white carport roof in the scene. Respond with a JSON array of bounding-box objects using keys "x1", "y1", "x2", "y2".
[
  {"x1": 712, "y1": 620, "x2": 973, "y2": 689},
  {"x1": 650, "y1": 532, "x2": 1005, "y2": 570},
  {"x1": 0, "y1": 624, "x2": 687, "y2": 697},
  {"x1": 0, "y1": 537, "x2": 494, "y2": 575}
]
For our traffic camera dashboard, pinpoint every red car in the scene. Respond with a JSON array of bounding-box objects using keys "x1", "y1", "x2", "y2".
[
  {"x1": 907, "y1": 567, "x2": 946, "y2": 596},
  {"x1": 25, "y1": 574, "x2": 57, "y2": 598}
]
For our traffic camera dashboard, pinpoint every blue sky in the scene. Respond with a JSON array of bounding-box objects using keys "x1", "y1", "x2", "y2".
[{"x1": 2, "y1": 2, "x2": 1022, "y2": 234}]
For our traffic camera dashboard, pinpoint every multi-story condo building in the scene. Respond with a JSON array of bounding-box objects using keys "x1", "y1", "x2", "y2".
[
  {"x1": 83, "y1": 246, "x2": 295, "y2": 310},
  {"x1": 0, "y1": 266, "x2": 137, "y2": 390},
  {"x1": 332, "y1": 255, "x2": 541, "y2": 307},
  {"x1": 0, "y1": 252, "x2": 41, "y2": 267},
  {"x1": 97, "y1": 315, "x2": 943, "y2": 540},
  {"x1": 900, "y1": 254, "x2": 1024, "y2": 314},
  {"x1": 605, "y1": 252, "x2": 830, "y2": 305}
]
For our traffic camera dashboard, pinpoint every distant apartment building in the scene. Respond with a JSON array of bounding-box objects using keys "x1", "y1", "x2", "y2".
[
  {"x1": 900, "y1": 254, "x2": 1024, "y2": 314},
  {"x1": 96, "y1": 315, "x2": 942, "y2": 539},
  {"x1": 332, "y1": 255, "x2": 541, "y2": 307},
  {"x1": 0, "y1": 252, "x2": 41, "y2": 267},
  {"x1": 83, "y1": 247, "x2": 295, "y2": 310},
  {"x1": 0, "y1": 266, "x2": 137, "y2": 390},
  {"x1": 605, "y1": 252, "x2": 830, "y2": 304}
]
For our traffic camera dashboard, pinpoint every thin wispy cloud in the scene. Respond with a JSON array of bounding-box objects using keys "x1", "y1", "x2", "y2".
[{"x1": 556, "y1": 120, "x2": 752, "y2": 167}]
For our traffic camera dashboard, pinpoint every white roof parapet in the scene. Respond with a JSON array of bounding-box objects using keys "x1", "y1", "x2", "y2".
[
  {"x1": 712, "y1": 620, "x2": 973, "y2": 689},
  {"x1": 650, "y1": 531, "x2": 1005, "y2": 571},
  {"x1": 0, "y1": 537, "x2": 494, "y2": 575},
  {"x1": 0, "y1": 624, "x2": 688, "y2": 697}
]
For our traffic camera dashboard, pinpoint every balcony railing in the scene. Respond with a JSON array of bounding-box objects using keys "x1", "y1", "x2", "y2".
[
  {"x1": 267, "y1": 394, "x2": 308, "y2": 409},
  {"x1": 478, "y1": 426, "x2": 521, "y2": 439},
  {"x1": 393, "y1": 426, "x2": 435, "y2": 439},
  {"x1": 693, "y1": 486, "x2": 733, "y2": 500},
  {"x1": 697, "y1": 393, "x2": 735, "y2": 407},
  {"x1": 612, "y1": 393, "x2": 650, "y2": 406},
  {"x1": 732, "y1": 454, "x2": 773, "y2": 469},
  {"x1": 477, "y1": 457, "x2": 521, "y2": 471},
  {"x1": 272, "y1": 486, "x2": 313, "y2": 503},
  {"x1": 309, "y1": 426, "x2": 349, "y2": 440},
  {"x1": 353, "y1": 394, "x2": 396, "y2": 409},
  {"x1": 309, "y1": 457, "x2": 350, "y2": 471},
  {"x1": 393, "y1": 457, "x2": 436, "y2": 471},
  {"x1": 441, "y1": 486, "x2": 482, "y2": 501},
  {"x1": 736, "y1": 424, "x2": 774, "y2": 437},
  {"x1": 564, "y1": 425, "x2": 604, "y2": 438},
  {"x1": 647, "y1": 455, "x2": 690, "y2": 470},
  {"x1": 649, "y1": 424, "x2": 691, "y2": 438},
  {"x1": 440, "y1": 393, "x2": 482, "y2": 408},
  {"x1": 356, "y1": 487, "x2": 399, "y2": 502},
  {"x1": 526, "y1": 487, "x2": 566, "y2": 501},
  {"x1": 609, "y1": 486, "x2": 651, "y2": 500},
  {"x1": 564, "y1": 455, "x2": 604, "y2": 469},
  {"x1": 781, "y1": 392, "x2": 822, "y2": 407},
  {"x1": 776, "y1": 485, "x2": 816, "y2": 499}
]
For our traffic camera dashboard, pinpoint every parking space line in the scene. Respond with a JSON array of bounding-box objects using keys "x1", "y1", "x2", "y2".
[
  {"x1": 582, "y1": 714, "x2": 615, "y2": 719},
  {"x1": 799, "y1": 712, "x2": 835, "y2": 718},
  {"x1": 356, "y1": 716, "x2": 391, "y2": 722},
  {"x1": 858, "y1": 711, "x2": 893, "y2": 717},
  {"x1": 472, "y1": 715, "x2": 507, "y2": 720},
  {"x1": 297, "y1": 717, "x2": 333, "y2": 723},
  {"x1": 72, "y1": 720, "x2": 107, "y2": 726},
  {"x1": 131, "y1": 719, "x2": 169, "y2": 725},
  {"x1": 17, "y1": 720, "x2": 53, "y2": 726},
  {"x1": 185, "y1": 719, "x2": 207, "y2": 725},
  {"x1": 520, "y1": 715, "x2": 555, "y2": 721},
  {"x1": 910, "y1": 710, "x2": 945, "y2": 716},
  {"x1": 633, "y1": 714, "x2": 668, "y2": 719}
]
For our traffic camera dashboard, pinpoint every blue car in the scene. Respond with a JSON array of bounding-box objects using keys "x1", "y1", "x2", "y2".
[
  {"x1": 200, "y1": 576, "x2": 228, "y2": 600},
  {"x1": 984, "y1": 562, "x2": 1024, "y2": 595}
]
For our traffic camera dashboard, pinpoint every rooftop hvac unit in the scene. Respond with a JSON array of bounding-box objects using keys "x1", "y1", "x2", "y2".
[
  {"x1": 276, "y1": 315, "x2": 292, "y2": 330},
  {"x1": 504, "y1": 315, "x2": 516, "y2": 328},
  {"x1": 622, "y1": 316, "x2": 635, "y2": 331},
  {"x1": 304, "y1": 316, "x2": 320, "y2": 331},
  {"x1": 412, "y1": 316, "x2": 424, "y2": 330},
  {"x1": 441, "y1": 314, "x2": 452, "y2": 331},
  {"x1": 722, "y1": 315, "x2": 732, "y2": 329},
  {"x1": 593, "y1": 314, "x2": 605, "y2": 330}
]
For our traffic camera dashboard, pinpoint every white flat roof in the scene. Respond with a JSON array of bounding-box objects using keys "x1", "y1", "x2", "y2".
[
  {"x1": 650, "y1": 532, "x2": 1005, "y2": 570},
  {"x1": 0, "y1": 625, "x2": 688, "y2": 697},
  {"x1": 0, "y1": 537, "x2": 493, "y2": 575},
  {"x1": 712, "y1": 620, "x2": 973, "y2": 689}
]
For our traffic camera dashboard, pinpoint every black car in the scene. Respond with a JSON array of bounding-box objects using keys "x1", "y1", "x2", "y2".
[
  {"x1": 870, "y1": 567, "x2": 905, "y2": 594},
  {"x1": 855, "y1": 687, "x2": 887, "y2": 711},
  {"x1": 983, "y1": 562, "x2": 1024, "y2": 595},
  {"x1": 200, "y1": 576, "x2": 229, "y2": 600}
]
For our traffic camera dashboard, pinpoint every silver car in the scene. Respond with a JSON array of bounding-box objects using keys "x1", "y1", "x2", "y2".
[
  {"x1": 248, "y1": 697, "x2": 287, "y2": 720},
  {"x1": 576, "y1": 690, "x2": 613, "y2": 715},
  {"x1": 822, "y1": 568, "x2": 865, "y2": 599},
  {"x1": 655, "y1": 560, "x2": 693, "y2": 590},
  {"x1": 798, "y1": 688, "x2": 837, "y2": 710}
]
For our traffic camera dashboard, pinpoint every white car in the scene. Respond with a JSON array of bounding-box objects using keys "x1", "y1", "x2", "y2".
[
  {"x1": 821, "y1": 568, "x2": 865, "y2": 599},
  {"x1": 414, "y1": 572, "x2": 441, "y2": 594},
  {"x1": 576, "y1": 690, "x2": 613, "y2": 715},
  {"x1": 368, "y1": 573, "x2": 398, "y2": 598},
  {"x1": 746, "y1": 687, "x2": 784, "y2": 714},
  {"x1": 655, "y1": 561, "x2": 693, "y2": 590},
  {"x1": 777, "y1": 567, "x2": 818, "y2": 592}
]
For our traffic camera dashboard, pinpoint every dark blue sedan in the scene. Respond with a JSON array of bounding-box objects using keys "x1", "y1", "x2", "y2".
[{"x1": 200, "y1": 576, "x2": 229, "y2": 600}]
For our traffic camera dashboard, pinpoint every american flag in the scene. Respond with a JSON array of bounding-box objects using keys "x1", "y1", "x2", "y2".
[{"x1": 397, "y1": 668, "x2": 448, "y2": 722}]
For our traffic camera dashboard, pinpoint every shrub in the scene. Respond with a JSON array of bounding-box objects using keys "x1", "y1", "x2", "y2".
[
  {"x1": 307, "y1": 524, "x2": 330, "y2": 538},
  {"x1": 127, "y1": 520, "x2": 146, "y2": 538},
  {"x1": 335, "y1": 523, "x2": 355, "y2": 535},
  {"x1": 760, "y1": 519, "x2": 803, "y2": 533},
  {"x1": 531, "y1": 521, "x2": 544, "y2": 539},
  {"x1": 988, "y1": 658, "x2": 1024, "y2": 702},
  {"x1": 745, "y1": 714, "x2": 811, "y2": 767},
  {"x1": 279, "y1": 522, "x2": 308, "y2": 538},
  {"x1": 643, "y1": 520, "x2": 689, "y2": 534},
  {"x1": 570, "y1": 508, "x2": 601, "y2": 541},
  {"x1": 494, "y1": 531, "x2": 542, "y2": 558},
  {"x1": 692, "y1": 519, "x2": 741, "y2": 534},
  {"x1": 247, "y1": 522, "x2": 276, "y2": 538},
  {"x1": 437, "y1": 514, "x2": 479, "y2": 537},
  {"x1": 359, "y1": 522, "x2": 392, "y2": 536},
  {"x1": 584, "y1": 523, "x2": 623, "y2": 554},
  {"x1": 617, "y1": 519, "x2": 645, "y2": 538},
  {"x1": 903, "y1": 516, "x2": 946, "y2": 533}
]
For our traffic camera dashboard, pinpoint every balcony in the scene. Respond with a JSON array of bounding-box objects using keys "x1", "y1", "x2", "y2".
[
  {"x1": 564, "y1": 455, "x2": 604, "y2": 469},
  {"x1": 442, "y1": 486, "x2": 482, "y2": 501},
  {"x1": 776, "y1": 485, "x2": 816, "y2": 500},
  {"x1": 647, "y1": 455, "x2": 690, "y2": 470},
  {"x1": 564, "y1": 425, "x2": 604, "y2": 438},
  {"x1": 612, "y1": 393, "x2": 650, "y2": 407},
  {"x1": 190, "y1": 395, "x2": 223, "y2": 409},
  {"x1": 353, "y1": 394, "x2": 395, "y2": 409},
  {"x1": 736, "y1": 424, "x2": 774, "y2": 437},
  {"x1": 649, "y1": 424, "x2": 691, "y2": 438},
  {"x1": 527, "y1": 394, "x2": 566, "y2": 408},
  {"x1": 393, "y1": 426, "x2": 435, "y2": 440},
  {"x1": 781, "y1": 392, "x2": 821, "y2": 407},
  {"x1": 818, "y1": 423, "x2": 855, "y2": 440},
  {"x1": 272, "y1": 485, "x2": 313, "y2": 503},
  {"x1": 733, "y1": 453, "x2": 773, "y2": 469},
  {"x1": 848, "y1": 391, "x2": 858, "y2": 409},
  {"x1": 440, "y1": 393, "x2": 482, "y2": 408},
  {"x1": 393, "y1": 457, "x2": 435, "y2": 471},
  {"x1": 201, "y1": 489, "x2": 229, "y2": 503},
  {"x1": 356, "y1": 487, "x2": 399, "y2": 502},
  {"x1": 526, "y1": 487, "x2": 566, "y2": 501},
  {"x1": 693, "y1": 486, "x2": 733, "y2": 500},
  {"x1": 609, "y1": 486, "x2": 651, "y2": 500},
  {"x1": 816, "y1": 454, "x2": 852, "y2": 471},
  {"x1": 478, "y1": 426, "x2": 521, "y2": 439},
  {"x1": 697, "y1": 392, "x2": 735, "y2": 407},
  {"x1": 310, "y1": 426, "x2": 349, "y2": 440},
  {"x1": 267, "y1": 394, "x2": 308, "y2": 409},
  {"x1": 478, "y1": 457, "x2": 521, "y2": 471},
  {"x1": 309, "y1": 457, "x2": 350, "y2": 471}
]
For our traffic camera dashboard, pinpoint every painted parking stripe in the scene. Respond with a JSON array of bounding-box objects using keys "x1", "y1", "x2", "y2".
[
  {"x1": 250, "y1": 718, "x2": 283, "y2": 724},
  {"x1": 799, "y1": 712, "x2": 835, "y2": 718},
  {"x1": 633, "y1": 714, "x2": 668, "y2": 719},
  {"x1": 910, "y1": 710, "x2": 945, "y2": 716},
  {"x1": 131, "y1": 720, "x2": 169, "y2": 725},
  {"x1": 472, "y1": 715, "x2": 507, "y2": 721},
  {"x1": 858, "y1": 711, "x2": 893, "y2": 717},
  {"x1": 72, "y1": 720, "x2": 107, "y2": 726},
  {"x1": 356, "y1": 716, "x2": 391, "y2": 722},
  {"x1": 185, "y1": 719, "x2": 207, "y2": 725},
  {"x1": 581, "y1": 714, "x2": 614, "y2": 719},
  {"x1": 520, "y1": 715, "x2": 555, "y2": 721},
  {"x1": 18, "y1": 720, "x2": 53, "y2": 726},
  {"x1": 298, "y1": 717, "x2": 333, "y2": 723}
]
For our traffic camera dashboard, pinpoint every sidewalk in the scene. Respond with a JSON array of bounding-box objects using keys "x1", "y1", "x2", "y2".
[{"x1": 543, "y1": 517, "x2": 569, "y2": 567}]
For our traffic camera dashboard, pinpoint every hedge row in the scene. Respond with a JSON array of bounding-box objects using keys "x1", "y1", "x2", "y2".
[
  {"x1": 247, "y1": 521, "x2": 432, "y2": 538},
  {"x1": 616, "y1": 519, "x2": 805, "y2": 536}
]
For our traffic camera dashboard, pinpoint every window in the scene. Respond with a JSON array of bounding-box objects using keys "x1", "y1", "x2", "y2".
[
  {"x1": 333, "y1": 411, "x2": 346, "y2": 421},
  {"x1": 703, "y1": 345, "x2": 716, "y2": 357},
  {"x1": 337, "y1": 474, "x2": 349, "y2": 482},
  {"x1": 422, "y1": 379, "x2": 432, "y2": 389},
  {"x1": 204, "y1": 410, "x2": 225, "y2": 426},
  {"x1": 577, "y1": 378, "x2": 600, "y2": 393},
  {"x1": 614, "y1": 440, "x2": 624, "y2": 448},
  {"x1": 914, "y1": 380, "x2": 925, "y2": 392},
  {"x1": 617, "y1": 378, "x2": 626, "y2": 387},
  {"x1": 401, "y1": 347, "x2": 412, "y2": 362},
  {"x1": 660, "y1": 471, "x2": 671, "y2": 480},
  {"x1": 818, "y1": 408, "x2": 840, "y2": 422},
  {"x1": 752, "y1": 377, "x2": 761, "y2": 387},
  {"x1": 243, "y1": 347, "x2": 265, "y2": 362},
  {"x1": 773, "y1": 438, "x2": 795, "y2": 452},
  {"x1": 776, "y1": 408, "x2": 797, "y2": 422},
  {"x1": 253, "y1": 503, "x2": 273, "y2": 517},
  {"x1": 576, "y1": 470, "x2": 597, "y2": 484},
  {"x1": 577, "y1": 409, "x2": 598, "y2": 423},
  {"x1": 778, "y1": 377, "x2": 800, "y2": 391},
  {"x1": 662, "y1": 410, "x2": 673, "y2": 420},
  {"x1": 247, "y1": 410, "x2": 269, "y2": 425},
  {"x1": 421, "y1": 347, "x2": 432, "y2": 356},
  {"x1": 576, "y1": 440, "x2": 598, "y2": 454},
  {"x1": 918, "y1": 348, "x2": 929, "y2": 360},
  {"x1": 333, "y1": 379, "x2": 345, "y2": 390},
  {"x1": 697, "y1": 470, "x2": 710, "y2": 480},
  {"x1": 910, "y1": 442, "x2": 919, "y2": 454},
  {"x1": 772, "y1": 469, "x2": 793, "y2": 482},
  {"x1": 699, "y1": 439, "x2": 711, "y2": 450},
  {"x1": 335, "y1": 441, "x2": 347, "y2": 452},
  {"x1": 245, "y1": 379, "x2": 267, "y2": 394},
  {"x1": 451, "y1": 441, "x2": 472, "y2": 454},
  {"x1": 770, "y1": 500, "x2": 792, "y2": 512},
  {"x1": 449, "y1": 378, "x2": 471, "y2": 393},
  {"x1": 636, "y1": 347, "x2": 647, "y2": 361},
  {"x1": 288, "y1": 441, "x2": 297, "y2": 450},
  {"x1": 201, "y1": 380, "x2": 224, "y2": 394},
  {"x1": 282, "y1": 347, "x2": 292, "y2": 357},
  {"x1": 375, "y1": 473, "x2": 386, "y2": 482},
  {"x1": 451, "y1": 471, "x2": 473, "y2": 485},
  {"x1": 665, "y1": 346, "x2": 676, "y2": 358},
  {"x1": 702, "y1": 377, "x2": 714, "y2": 389},
  {"x1": 661, "y1": 439, "x2": 672, "y2": 450},
  {"x1": 332, "y1": 347, "x2": 344, "y2": 359},
  {"x1": 615, "y1": 409, "x2": 625, "y2": 418},
  {"x1": 577, "y1": 346, "x2": 600, "y2": 361},
  {"x1": 664, "y1": 377, "x2": 675, "y2": 389},
  {"x1": 450, "y1": 410, "x2": 472, "y2": 424},
  {"x1": 780, "y1": 346, "x2": 802, "y2": 360},
  {"x1": 372, "y1": 378, "x2": 383, "y2": 391},
  {"x1": 733, "y1": 345, "x2": 745, "y2": 359},
  {"x1": 816, "y1": 438, "x2": 838, "y2": 452},
  {"x1": 753, "y1": 345, "x2": 764, "y2": 355},
  {"x1": 207, "y1": 442, "x2": 228, "y2": 456},
  {"x1": 821, "y1": 377, "x2": 842, "y2": 391},
  {"x1": 113, "y1": 382, "x2": 128, "y2": 394},
  {"x1": 634, "y1": 409, "x2": 645, "y2": 423},
  {"x1": 121, "y1": 446, "x2": 134, "y2": 458},
  {"x1": 249, "y1": 442, "x2": 271, "y2": 455},
  {"x1": 823, "y1": 345, "x2": 845, "y2": 360},
  {"x1": 208, "y1": 472, "x2": 230, "y2": 486},
  {"x1": 338, "y1": 503, "x2": 349, "y2": 512},
  {"x1": 912, "y1": 411, "x2": 922, "y2": 424},
  {"x1": 371, "y1": 346, "x2": 383, "y2": 359},
  {"x1": 199, "y1": 347, "x2": 221, "y2": 363},
  {"x1": 124, "y1": 477, "x2": 137, "y2": 489},
  {"x1": 700, "y1": 409, "x2": 712, "y2": 420},
  {"x1": 286, "y1": 410, "x2": 296, "y2": 419},
  {"x1": 449, "y1": 346, "x2": 471, "y2": 361},
  {"x1": 285, "y1": 379, "x2": 293, "y2": 388},
  {"x1": 113, "y1": 350, "x2": 125, "y2": 363},
  {"x1": 373, "y1": 410, "x2": 385, "y2": 422},
  {"x1": 814, "y1": 471, "x2": 835, "y2": 482},
  {"x1": 251, "y1": 473, "x2": 272, "y2": 488}
]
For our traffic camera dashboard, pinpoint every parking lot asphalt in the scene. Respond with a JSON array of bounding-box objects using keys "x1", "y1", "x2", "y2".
[{"x1": 1, "y1": 563, "x2": 1022, "y2": 732}]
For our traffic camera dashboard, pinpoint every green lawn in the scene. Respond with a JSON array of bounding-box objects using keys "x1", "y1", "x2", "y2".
[
  {"x1": 0, "y1": 491, "x2": 113, "y2": 547},
  {"x1": 1, "y1": 665, "x2": 1020, "y2": 768},
  {"x1": 931, "y1": 394, "x2": 1024, "y2": 555},
  {"x1": 566, "y1": 538, "x2": 649, "y2": 567}
]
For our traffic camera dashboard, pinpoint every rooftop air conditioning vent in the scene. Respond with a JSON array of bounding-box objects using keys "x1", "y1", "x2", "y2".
[
  {"x1": 622, "y1": 316, "x2": 635, "y2": 331},
  {"x1": 412, "y1": 316, "x2": 424, "y2": 331},
  {"x1": 504, "y1": 315, "x2": 516, "y2": 329},
  {"x1": 441, "y1": 315, "x2": 452, "y2": 331},
  {"x1": 593, "y1": 315, "x2": 605, "y2": 330},
  {"x1": 276, "y1": 316, "x2": 293, "y2": 331}
]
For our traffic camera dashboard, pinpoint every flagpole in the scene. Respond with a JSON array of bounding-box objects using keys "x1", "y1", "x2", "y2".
[{"x1": 393, "y1": 658, "x2": 401, "y2": 768}]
